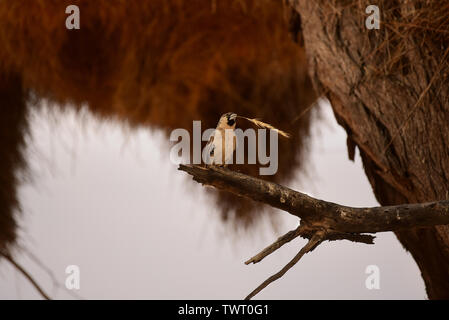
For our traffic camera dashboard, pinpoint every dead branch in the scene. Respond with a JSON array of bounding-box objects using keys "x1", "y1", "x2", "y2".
[
  {"x1": 0, "y1": 251, "x2": 51, "y2": 300},
  {"x1": 245, "y1": 231, "x2": 325, "y2": 300},
  {"x1": 179, "y1": 164, "x2": 449, "y2": 298},
  {"x1": 179, "y1": 165, "x2": 449, "y2": 233},
  {"x1": 245, "y1": 225, "x2": 303, "y2": 265},
  {"x1": 21, "y1": 246, "x2": 84, "y2": 300}
]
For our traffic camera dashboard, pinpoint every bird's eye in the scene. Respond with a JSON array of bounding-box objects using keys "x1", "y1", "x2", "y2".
[{"x1": 228, "y1": 119, "x2": 235, "y2": 126}]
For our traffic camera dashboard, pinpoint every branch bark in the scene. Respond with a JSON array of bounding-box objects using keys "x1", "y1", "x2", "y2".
[
  {"x1": 179, "y1": 164, "x2": 449, "y2": 298},
  {"x1": 179, "y1": 165, "x2": 449, "y2": 234}
]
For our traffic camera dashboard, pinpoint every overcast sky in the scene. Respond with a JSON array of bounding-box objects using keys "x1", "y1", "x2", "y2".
[{"x1": 0, "y1": 100, "x2": 425, "y2": 299}]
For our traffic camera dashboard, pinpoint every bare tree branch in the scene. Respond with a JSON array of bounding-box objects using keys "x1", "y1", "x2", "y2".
[
  {"x1": 245, "y1": 225, "x2": 376, "y2": 266},
  {"x1": 179, "y1": 164, "x2": 449, "y2": 234},
  {"x1": 179, "y1": 164, "x2": 449, "y2": 298},
  {"x1": 21, "y1": 246, "x2": 84, "y2": 300},
  {"x1": 245, "y1": 225, "x2": 303, "y2": 265},
  {"x1": 0, "y1": 251, "x2": 51, "y2": 300},
  {"x1": 245, "y1": 231, "x2": 325, "y2": 300}
]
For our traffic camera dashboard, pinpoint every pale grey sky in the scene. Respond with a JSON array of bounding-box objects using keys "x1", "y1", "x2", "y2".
[{"x1": 0, "y1": 100, "x2": 425, "y2": 299}]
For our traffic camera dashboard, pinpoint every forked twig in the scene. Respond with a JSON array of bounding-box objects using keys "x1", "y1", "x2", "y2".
[
  {"x1": 245, "y1": 231, "x2": 325, "y2": 300},
  {"x1": 245, "y1": 225, "x2": 303, "y2": 265}
]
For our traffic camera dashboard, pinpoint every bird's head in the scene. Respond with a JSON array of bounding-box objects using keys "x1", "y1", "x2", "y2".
[{"x1": 219, "y1": 112, "x2": 237, "y2": 128}]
